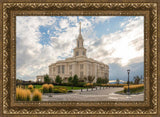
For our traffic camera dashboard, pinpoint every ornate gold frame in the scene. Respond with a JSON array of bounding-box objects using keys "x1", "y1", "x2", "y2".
[{"x1": 0, "y1": 0, "x2": 160, "y2": 116}]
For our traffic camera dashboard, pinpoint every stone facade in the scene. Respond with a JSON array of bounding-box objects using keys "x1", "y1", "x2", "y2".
[
  {"x1": 49, "y1": 22, "x2": 109, "y2": 83},
  {"x1": 36, "y1": 75, "x2": 45, "y2": 83}
]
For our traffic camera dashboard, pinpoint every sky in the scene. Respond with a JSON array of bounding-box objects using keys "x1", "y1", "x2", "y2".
[{"x1": 16, "y1": 16, "x2": 144, "y2": 82}]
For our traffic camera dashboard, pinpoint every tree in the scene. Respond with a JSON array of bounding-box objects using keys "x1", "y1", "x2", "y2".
[
  {"x1": 103, "y1": 78, "x2": 109, "y2": 84},
  {"x1": 88, "y1": 76, "x2": 95, "y2": 83},
  {"x1": 72, "y1": 75, "x2": 78, "y2": 86},
  {"x1": 96, "y1": 77, "x2": 102, "y2": 84},
  {"x1": 16, "y1": 79, "x2": 22, "y2": 84},
  {"x1": 96, "y1": 77, "x2": 108, "y2": 84},
  {"x1": 130, "y1": 81, "x2": 134, "y2": 84},
  {"x1": 55, "y1": 75, "x2": 62, "y2": 84},
  {"x1": 116, "y1": 78, "x2": 120, "y2": 85},
  {"x1": 134, "y1": 76, "x2": 141, "y2": 84},
  {"x1": 68, "y1": 76, "x2": 73, "y2": 84},
  {"x1": 83, "y1": 77, "x2": 87, "y2": 82},
  {"x1": 44, "y1": 74, "x2": 50, "y2": 83}
]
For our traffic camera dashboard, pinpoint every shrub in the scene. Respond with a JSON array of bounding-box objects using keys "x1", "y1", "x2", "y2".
[
  {"x1": 28, "y1": 85, "x2": 33, "y2": 89},
  {"x1": 123, "y1": 84, "x2": 144, "y2": 93},
  {"x1": 53, "y1": 87, "x2": 68, "y2": 93},
  {"x1": 61, "y1": 83, "x2": 72, "y2": 86},
  {"x1": 32, "y1": 89, "x2": 42, "y2": 101},
  {"x1": 76, "y1": 82, "x2": 86, "y2": 87},
  {"x1": 48, "y1": 84, "x2": 54, "y2": 93},
  {"x1": 16, "y1": 87, "x2": 31, "y2": 101},
  {"x1": 26, "y1": 89, "x2": 31, "y2": 101},
  {"x1": 84, "y1": 83, "x2": 93, "y2": 87},
  {"x1": 106, "y1": 84, "x2": 128, "y2": 87},
  {"x1": 39, "y1": 88, "x2": 43, "y2": 93},
  {"x1": 101, "y1": 84, "x2": 107, "y2": 87},
  {"x1": 42, "y1": 84, "x2": 49, "y2": 93},
  {"x1": 28, "y1": 85, "x2": 34, "y2": 92}
]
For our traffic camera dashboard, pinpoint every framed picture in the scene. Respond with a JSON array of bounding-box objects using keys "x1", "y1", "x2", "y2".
[{"x1": 0, "y1": 0, "x2": 159, "y2": 116}]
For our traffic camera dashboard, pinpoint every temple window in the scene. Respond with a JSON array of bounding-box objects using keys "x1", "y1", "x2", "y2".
[
  {"x1": 62, "y1": 65, "x2": 65, "y2": 74},
  {"x1": 58, "y1": 66, "x2": 60, "y2": 73},
  {"x1": 83, "y1": 51, "x2": 85, "y2": 55},
  {"x1": 80, "y1": 72, "x2": 83, "y2": 78},
  {"x1": 76, "y1": 51, "x2": 79, "y2": 56},
  {"x1": 70, "y1": 72, "x2": 72, "y2": 76},
  {"x1": 80, "y1": 64, "x2": 83, "y2": 69}
]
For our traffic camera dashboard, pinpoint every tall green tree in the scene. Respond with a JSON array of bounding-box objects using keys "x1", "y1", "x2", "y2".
[
  {"x1": 44, "y1": 74, "x2": 50, "y2": 83},
  {"x1": 88, "y1": 75, "x2": 95, "y2": 83},
  {"x1": 103, "y1": 78, "x2": 109, "y2": 84},
  {"x1": 134, "y1": 76, "x2": 141, "y2": 84},
  {"x1": 96, "y1": 77, "x2": 108, "y2": 84},
  {"x1": 83, "y1": 77, "x2": 87, "y2": 82},
  {"x1": 55, "y1": 75, "x2": 62, "y2": 84},
  {"x1": 96, "y1": 77, "x2": 102, "y2": 84},
  {"x1": 68, "y1": 76, "x2": 73, "y2": 84},
  {"x1": 72, "y1": 75, "x2": 79, "y2": 86}
]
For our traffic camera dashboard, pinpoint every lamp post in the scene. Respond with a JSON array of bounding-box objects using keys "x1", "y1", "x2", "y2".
[{"x1": 127, "y1": 69, "x2": 130, "y2": 94}]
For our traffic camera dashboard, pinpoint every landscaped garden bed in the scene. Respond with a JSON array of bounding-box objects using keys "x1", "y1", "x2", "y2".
[
  {"x1": 116, "y1": 84, "x2": 144, "y2": 94},
  {"x1": 16, "y1": 86, "x2": 42, "y2": 101},
  {"x1": 22, "y1": 84, "x2": 89, "y2": 94}
]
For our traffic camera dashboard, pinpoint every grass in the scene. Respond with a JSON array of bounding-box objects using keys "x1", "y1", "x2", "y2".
[
  {"x1": 32, "y1": 89, "x2": 42, "y2": 101},
  {"x1": 16, "y1": 87, "x2": 31, "y2": 101},
  {"x1": 123, "y1": 84, "x2": 144, "y2": 93},
  {"x1": 24, "y1": 85, "x2": 87, "y2": 90},
  {"x1": 54, "y1": 86, "x2": 87, "y2": 90}
]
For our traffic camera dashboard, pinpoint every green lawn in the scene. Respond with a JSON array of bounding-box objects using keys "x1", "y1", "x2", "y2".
[
  {"x1": 25, "y1": 85, "x2": 86, "y2": 90},
  {"x1": 54, "y1": 85, "x2": 87, "y2": 90}
]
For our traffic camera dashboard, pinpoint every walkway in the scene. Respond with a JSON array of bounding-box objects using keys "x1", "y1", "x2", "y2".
[{"x1": 42, "y1": 87, "x2": 144, "y2": 101}]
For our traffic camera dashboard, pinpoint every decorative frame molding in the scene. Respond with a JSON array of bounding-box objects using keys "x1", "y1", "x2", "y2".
[{"x1": 0, "y1": 0, "x2": 159, "y2": 116}]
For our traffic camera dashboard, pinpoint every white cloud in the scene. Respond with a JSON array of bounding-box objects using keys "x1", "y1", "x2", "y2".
[
  {"x1": 16, "y1": 16, "x2": 57, "y2": 80},
  {"x1": 94, "y1": 16, "x2": 114, "y2": 23},
  {"x1": 87, "y1": 16, "x2": 144, "y2": 66},
  {"x1": 68, "y1": 17, "x2": 77, "y2": 24},
  {"x1": 59, "y1": 19, "x2": 69, "y2": 29},
  {"x1": 16, "y1": 16, "x2": 144, "y2": 81}
]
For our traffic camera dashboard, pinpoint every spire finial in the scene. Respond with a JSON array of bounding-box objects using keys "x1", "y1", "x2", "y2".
[{"x1": 79, "y1": 22, "x2": 81, "y2": 34}]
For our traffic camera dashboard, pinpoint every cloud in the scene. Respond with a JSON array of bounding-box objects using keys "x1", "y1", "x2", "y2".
[
  {"x1": 16, "y1": 16, "x2": 57, "y2": 80},
  {"x1": 86, "y1": 16, "x2": 144, "y2": 66},
  {"x1": 93, "y1": 16, "x2": 115, "y2": 23},
  {"x1": 59, "y1": 19, "x2": 69, "y2": 29},
  {"x1": 16, "y1": 16, "x2": 144, "y2": 81}
]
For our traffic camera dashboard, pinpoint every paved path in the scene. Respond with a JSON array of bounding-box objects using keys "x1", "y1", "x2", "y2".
[{"x1": 42, "y1": 87, "x2": 144, "y2": 101}]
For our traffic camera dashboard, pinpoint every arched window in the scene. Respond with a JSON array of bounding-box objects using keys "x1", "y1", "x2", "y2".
[
  {"x1": 83, "y1": 51, "x2": 85, "y2": 55},
  {"x1": 76, "y1": 51, "x2": 79, "y2": 56}
]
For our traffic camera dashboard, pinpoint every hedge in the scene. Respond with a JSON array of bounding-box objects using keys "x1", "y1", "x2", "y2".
[{"x1": 123, "y1": 84, "x2": 144, "y2": 93}]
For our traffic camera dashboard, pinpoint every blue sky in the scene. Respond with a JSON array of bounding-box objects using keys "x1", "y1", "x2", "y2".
[{"x1": 16, "y1": 16, "x2": 144, "y2": 81}]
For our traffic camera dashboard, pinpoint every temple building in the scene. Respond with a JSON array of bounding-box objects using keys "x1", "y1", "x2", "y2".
[{"x1": 48, "y1": 22, "x2": 109, "y2": 83}]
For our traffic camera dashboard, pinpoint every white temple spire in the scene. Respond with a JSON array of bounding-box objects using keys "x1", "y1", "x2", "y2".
[{"x1": 79, "y1": 22, "x2": 81, "y2": 34}]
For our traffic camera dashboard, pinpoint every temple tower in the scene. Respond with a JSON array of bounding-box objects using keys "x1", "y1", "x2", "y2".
[{"x1": 73, "y1": 22, "x2": 87, "y2": 57}]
